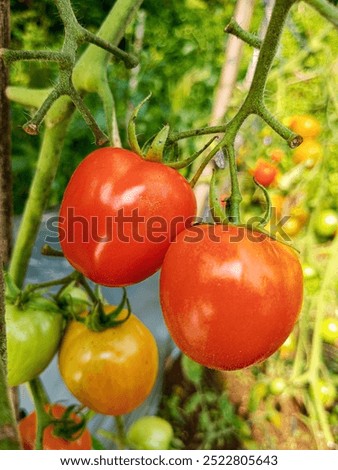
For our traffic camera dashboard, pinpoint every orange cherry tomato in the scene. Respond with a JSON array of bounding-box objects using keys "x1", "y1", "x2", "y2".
[{"x1": 59, "y1": 307, "x2": 158, "y2": 416}]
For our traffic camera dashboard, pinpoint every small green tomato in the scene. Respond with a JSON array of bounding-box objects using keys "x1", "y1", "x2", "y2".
[
  {"x1": 127, "y1": 416, "x2": 174, "y2": 450},
  {"x1": 320, "y1": 317, "x2": 338, "y2": 344},
  {"x1": 269, "y1": 378, "x2": 287, "y2": 396}
]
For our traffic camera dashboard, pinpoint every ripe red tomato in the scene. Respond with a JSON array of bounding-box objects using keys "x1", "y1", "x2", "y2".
[
  {"x1": 58, "y1": 307, "x2": 158, "y2": 416},
  {"x1": 252, "y1": 160, "x2": 278, "y2": 187},
  {"x1": 160, "y1": 224, "x2": 303, "y2": 370},
  {"x1": 18, "y1": 404, "x2": 92, "y2": 450},
  {"x1": 59, "y1": 148, "x2": 196, "y2": 287}
]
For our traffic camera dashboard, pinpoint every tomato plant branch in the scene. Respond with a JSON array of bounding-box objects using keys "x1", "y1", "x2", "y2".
[
  {"x1": 27, "y1": 379, "x2": 52, "y2": 449},
  {"x1": 115, "y1": 416, "x2": 127, "y2": 449},
  {"x1": 8, "y1": 1, "x2": 141, "y2": 289},
  {"x1": 0, "y1": 0, "x2": 139, "y2": 144},
  {"x1": 305, "y1": 0, "x2": 338, "y2": 27},
  {"x1": 225, "y1": 17, "x2": 262, "y2": 49}
]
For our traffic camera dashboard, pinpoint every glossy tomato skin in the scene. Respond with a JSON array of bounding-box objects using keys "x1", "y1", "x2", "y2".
[
  {"x1": 58, "y1": 309, "x2": 158, "y2": 415},
  {"x1": 19, "y1": 404, "x2": 92, "y2": 450},
  {"x1": 160, "y1": 224, "x2": 303, "y2": 370},
  {"x1": 6, "y1": 304, "x2": 63, "y2": 386},
  {"x1": 59, "y1": 148, "x2": 196, "y2": 287}
]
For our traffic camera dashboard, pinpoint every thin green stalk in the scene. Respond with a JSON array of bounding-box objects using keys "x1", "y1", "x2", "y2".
[
  {"x1": 9, "y1": 99, "x2": 74, "y2": 288},
  {"x1": 27, "y1": 378, "x2": 51, "y2": 450},
  {"x1": 115, "y1": 416, "x2": 127, "y2": 449},
  {"x1": 224, "y1": 145, "x2": 242, "y2": 223}
]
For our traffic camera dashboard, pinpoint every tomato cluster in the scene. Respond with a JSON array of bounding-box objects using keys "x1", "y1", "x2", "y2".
[{"x1": 7, "y1": 144, "x2": 306, "y2": 449}]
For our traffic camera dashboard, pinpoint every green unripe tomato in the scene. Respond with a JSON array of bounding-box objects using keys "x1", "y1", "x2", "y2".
[
  {"x1": 302, "y1": 263, "x2": 318, "y2": 280},
  {"x1": 314, "y1": 380, "x2": 336, "y2": 409},
  {"x1": 269, "y1": 378, "x2": 287, "y2": 396},
  {"x1": 320, "y1": 317, "x2": 338, "y2": 344},
  {"x1": 127, "y1": 416, "x2": 173, "y2": 450},
  {"x1": 58, "y1": 284, "x2": 90, "y2": 315},
  {"x1": 6, "y1": 302, "x2": 64, "y2": 386},
  {"x1": 314, "y1": 209, "x2": 338, "y2": 238}
]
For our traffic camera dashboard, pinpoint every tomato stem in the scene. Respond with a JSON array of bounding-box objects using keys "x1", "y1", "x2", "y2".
[
  {"x1": 115, "y1": 416, "x2": 128, "y2": 449},
  {"x1": 27, "y1": 379, "x2": 52, "y2": 450}
]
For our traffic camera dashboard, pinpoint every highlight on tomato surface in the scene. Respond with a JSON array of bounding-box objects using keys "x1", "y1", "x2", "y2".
[
  {"x1": 59, "y1": 147, "x2": 196, "y2": 287},
  {"x1": 160, "y1": 224, "x2": 303, "y2": 371}
]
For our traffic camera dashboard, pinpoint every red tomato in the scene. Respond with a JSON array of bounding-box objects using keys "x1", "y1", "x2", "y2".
[
  {"x1": 18, "y1": 404, "x2": 92, "y2": 450},
  {"x1": 59, "y1": 148, "x2": 196, "y2": 287},
  {"x1": 253, "y1": 160, "x2": 278, "y2": 187},
  {"x1": 160, "y1": 224, "x2": 303, "y2": 370}
]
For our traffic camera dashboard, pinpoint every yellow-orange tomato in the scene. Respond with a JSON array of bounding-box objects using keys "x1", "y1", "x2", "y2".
[
  {"x1": 289, "y1": 114, "x2": 321, "y2": 138},
  {"x1": 283, "y1": 216, "x2": 303, "y2": 237},
  {"x1": 290, "y1": 206, "x2": 309, "y2": 225},
  {"x1": 293, "y1": 139, "x2": 323, "y2": 168},
  {"x1": 58, "y1": 308, "x2": 158, "y2": 416}
]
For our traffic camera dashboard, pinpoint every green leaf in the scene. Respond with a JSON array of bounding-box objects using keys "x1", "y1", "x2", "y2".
[
  {"x1": 145, "y1": 124, "x2": 170, "y2": 162},
  {"x1": 181, "y1": 354, "x2": 204, "y2": 385}
]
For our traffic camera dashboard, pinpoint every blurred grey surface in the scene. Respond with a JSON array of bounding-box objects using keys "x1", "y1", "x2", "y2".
[{"x1": 16, "y1": 212, "x2": 176, "y2": 447}]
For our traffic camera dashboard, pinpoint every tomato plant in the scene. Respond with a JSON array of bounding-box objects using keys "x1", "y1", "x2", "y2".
[
  {"x1": 160, "y1": 224, "x2": 303, "y2": 370},
  {"x1": 313, "y1": 209, "x2": 338, "y2": 238},
  {"x1": 288, "y1": 114, "x2": 321, "y2": 138},
  {"x1": 59, "y1": 147, "x2": 196, "y2": 287},
  {"x1": 252, "y1": 159, "x2": 279, "y2": 187},
  {"x1": 18, "y1": 404, "x2": 92, "y2": 450},
  {"x1": 127, "y1": 416, "x2": 173, "y2": 450},
  {"x1": 58, "y1": 306, "x2": 158, "y2": 415},
  {"x1": 6, "y1": 302, "x2": 64, "y2": 387}
]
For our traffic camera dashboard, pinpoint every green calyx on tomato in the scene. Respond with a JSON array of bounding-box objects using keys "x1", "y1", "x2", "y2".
[
  {"x1": 59, "y1": 147, "x2": 196, "y2": 287},
  {"x1": 58, "y1": 306, "x2": 159, "y2": 416},
  {"x1": 160, "y1": 224, "x2": 303, "y2": 371},
  {"x1": 56, "y1": 281, "x2": 90, "y2": 316},
  {"x1": 127, "y1": 416, "x2": 174, "y2": 450},
  {"x1": 314, "y1": 209, "x2": 338, "y2": 238},
  {"x1": 19, "y1": 404, "x2": 92, "y2": 450}
]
